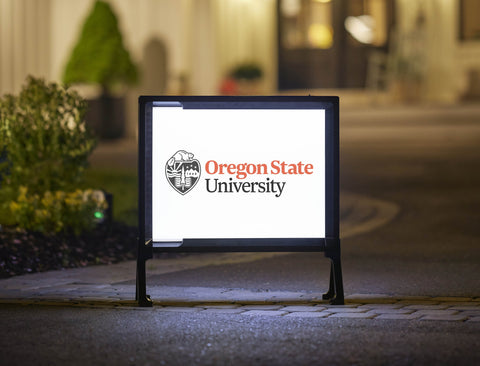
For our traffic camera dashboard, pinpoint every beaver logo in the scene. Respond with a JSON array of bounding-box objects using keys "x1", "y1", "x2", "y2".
[{"x1": 165, "y1": 150, "x2": 201, "y2": 195}]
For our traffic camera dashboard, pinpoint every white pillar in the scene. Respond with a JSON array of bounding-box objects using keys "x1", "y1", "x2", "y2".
[
  {"x1": 422, "y1": 0, "x2": 458, "y2": 103},
  {"x1": 394, "y1": 0, "x2": 459, "y2": 103},
  {"x1": 0, "y1": 0, "x2": 15, "y2": 94},
  {"x1": 189, "y1": 0, "x2": 218, "y2": 94},
  {"x1": 0, "y1": 0, "x2": 51, "y2": 95}
]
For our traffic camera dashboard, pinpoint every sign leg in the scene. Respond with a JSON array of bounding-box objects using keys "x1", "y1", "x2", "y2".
[
  {"x1": 329, "y1": 256, "x2": 344, "y2": 305},
  {"x1": 136, "y1": 257, "x2": 153, "y2": 307},
  {"x1": 322, "y1": 262, "x2": 335, "y2": 300},
  {"x1": 324, "y1": 238, "x2": 345, "y2": 305}
]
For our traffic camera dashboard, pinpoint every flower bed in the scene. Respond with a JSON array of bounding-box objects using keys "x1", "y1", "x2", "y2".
[{"x1": 0, "y1": 222, "x2": 137, "y2": 278}]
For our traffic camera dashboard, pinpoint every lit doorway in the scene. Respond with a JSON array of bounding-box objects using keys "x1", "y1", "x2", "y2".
[{"x1": 278, "y1": 0, "x2": 394, "y2": 89}]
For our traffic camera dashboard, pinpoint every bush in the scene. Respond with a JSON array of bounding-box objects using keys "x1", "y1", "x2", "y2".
[
  {"x1": 0, "y1": 76, "x2": 99, "y2": 233},
  {"x1": 62, "y1": 0, "x2": 138, "y2": 93},
  {"x1": 9, "y1": 187, "x2": 107, "y2": 235},
  {"x1": 230, "y1": 63, "x2": 263, "y2": 81},
  {"x1": 0, "y1": 76, "x2": 96, "y2": 195}
]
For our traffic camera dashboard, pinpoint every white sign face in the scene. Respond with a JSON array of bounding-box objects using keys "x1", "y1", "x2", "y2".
[{"x1": 151, "y1": 107, "x2": 325, "y2": 242}]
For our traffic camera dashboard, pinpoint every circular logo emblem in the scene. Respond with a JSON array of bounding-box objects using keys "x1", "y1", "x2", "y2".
[{"x1": 165, "y1": 150, "x2": 201, "y2": 195}]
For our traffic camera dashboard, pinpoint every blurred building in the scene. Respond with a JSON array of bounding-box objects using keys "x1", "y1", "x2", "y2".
[{"x1": 1, "y1": 0, "x2": 479, "y2": 137}]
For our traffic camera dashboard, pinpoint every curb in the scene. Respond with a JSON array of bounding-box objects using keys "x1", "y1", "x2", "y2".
[{"x1": 1, "y1": 295, "x2": 479, "y2": 322}]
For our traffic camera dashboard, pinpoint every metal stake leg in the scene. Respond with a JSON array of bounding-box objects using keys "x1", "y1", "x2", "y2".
[
  {"x1": 330, "y1": 255, "x2": 344, "y2": 305},
  {"x1": 136, "y1": 257, "x2": 152, "y2": 307},
  {"x1": 323, "y1": 238, "x2": 345, "y2": 305},
  {"x1": 322, "y1": 262, "x2": 335, "y2": 300}
]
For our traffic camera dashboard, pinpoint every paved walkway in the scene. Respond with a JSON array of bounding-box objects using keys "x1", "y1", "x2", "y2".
[
  {"x1": 1, "y1": 289, "x2": 479, "y2": 322},
  {"x1": 1, "y1": 249, "x2": 479, "y2": 322}
]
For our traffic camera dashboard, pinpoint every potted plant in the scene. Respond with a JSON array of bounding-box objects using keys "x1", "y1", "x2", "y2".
[
  {"x1": 220, "y1": 62, "x2": 263, "y2": 95},
  {"x1": 63, "y1": 0, "x2": 138, "y2": 139}
]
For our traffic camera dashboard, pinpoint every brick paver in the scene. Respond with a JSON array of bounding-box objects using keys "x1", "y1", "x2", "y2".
[
  {"x1": 328, "y1": 312, "x2": 377, "y2": 319},
  {"x1": 241, "y1": 310, "x2": 288, "y2": 316},
  {"x1": 456, "y1": 310, "x2": 480, "y2": 317},
  {"x1": 420, "y1": 314, "x2": 468, "y2": 321},
  {"x1": 284, "y1": 311, "x2": 331, "y2": 318},
  {"x1": 357, "y1": 304, "x2": 404, "y2": 310},
  {"x1": 195, "y1": 304, "x2": 240, "y2": 309},
  {"x1": 239, "y1": 305, "x2": 284, "y2": 311},
  {"x1": 1, "y1": 289, "x2": 480, "y2": 322},
  {"x1": 365, "y1": 308, "x2": 414, "y2": 315},
  {"x1": 202, "y1": 308, "x2": 246, "y2": 314},
  {"x1": 323, "y1": 307, "x2": 368, "y2": 313},
  {"x1": 375, "y1": 313, "x2": 422, "y2": 320},
  {"x1": 441, "y1": 302, "x2": 477, "y2": 306},
  {"x1": 447, "y1": 305, "x2": 480, "y2": 310},
  {"x1": 281, "y1": 305, "x2": 323, "y2": 312},
  {"x1": 156, "y1": 307, "x2": 204, "y2": 313},
  {"x1": 404, "y1": 304, "x2": 449, "y2": 310},
  {"x1": 411, "y1": 310, "x2": 459, "y2": 316}
]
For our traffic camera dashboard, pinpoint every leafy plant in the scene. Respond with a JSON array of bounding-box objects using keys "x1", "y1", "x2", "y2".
[
  {"x1": 0, "y1": 76, "x2": 96, "y2": 195},
  {"x1": 62, "y1": 0, "x2": 138, "y2": 94},
  {"x1": 0, "y1": 76, "x2": 99, "y2": 233},
  {"x1": 230, "y1": 62, "x2": 263, "y2": 81},
  {"x1": 10, "y1": 187, "x2": 107, "y2": 235}
]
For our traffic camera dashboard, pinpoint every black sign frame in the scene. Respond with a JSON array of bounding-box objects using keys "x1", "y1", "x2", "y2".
[{"x1": 137, "y1": 96, "x2": 343, "y2": 306}]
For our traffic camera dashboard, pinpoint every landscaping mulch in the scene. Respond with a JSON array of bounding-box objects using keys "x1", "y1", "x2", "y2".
[{"x1": 0, "y1": 222, "x2": 138, "y2": 278}]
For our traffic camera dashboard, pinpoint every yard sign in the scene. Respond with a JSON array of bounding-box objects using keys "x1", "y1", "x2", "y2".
[{"x1": 137, "y1": 96, "x2": 343, "y2": 306}]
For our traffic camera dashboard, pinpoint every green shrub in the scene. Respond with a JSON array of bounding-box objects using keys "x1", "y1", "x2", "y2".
[
  {"x1": 62, "y1": 0, "x2": 138, "y2": 93},
  {"x1": 9, "y1": 187, "x2": 107, "y2": 235},
  {"x1": 230, "y1": 63, "x2": 263, "y2": 81},
  {"x1": 0, "y1": 76, "x2": 96, "y2": 195},
  {"x1": 0, "y1": 76, "x2": 100, "y2": 233}
]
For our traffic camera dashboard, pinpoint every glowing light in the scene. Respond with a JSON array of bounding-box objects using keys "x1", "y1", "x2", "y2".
[
  {"x1": 281, "y1": 0, "x2": 301, "y2": 17},
  {"x1": 94, "y1": 211, "x2": 104, "y2": 219},
  {"x1": 308, "y1": 23, "x2": 333, "y2": 49},
  {"x1": 344, "y1": 15, "x2": 375, "y2": 44}
]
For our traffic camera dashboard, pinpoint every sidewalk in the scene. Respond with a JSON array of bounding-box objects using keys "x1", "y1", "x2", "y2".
[
  {"x1": 1, "y1": 262, "x2": 479, "y2": 322},
  {"x1": 1, "y1": 293, "x2": 479, "y2": 322}
]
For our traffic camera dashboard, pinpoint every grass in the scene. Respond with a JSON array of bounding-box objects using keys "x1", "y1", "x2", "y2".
[{"x1": 83, "y1": 168, "x2": 138, "y2": 227}]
